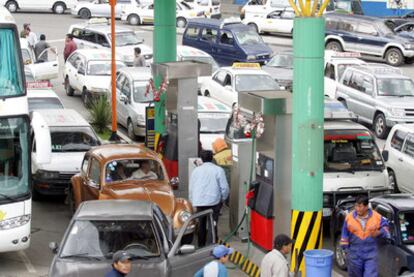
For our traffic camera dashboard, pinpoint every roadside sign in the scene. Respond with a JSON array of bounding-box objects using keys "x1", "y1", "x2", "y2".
[{"x1": 145, "y1": 106, "x2": 155, "y2": 149}]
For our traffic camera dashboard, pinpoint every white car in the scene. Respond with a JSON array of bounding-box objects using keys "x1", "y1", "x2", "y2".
[
  {"x1": 27, "y1": 84, "x2": 64, "y2": 112},
  {"x1": 20, "y1": 38, "x2": 59, "y2": 81},
  {"x1": 383, "y1": 124, "x2": 414, "y2": 193},
  {"x1": 64, "y1": 49, "x2": 126, "y2": 106},
  {"x1": 72, "y1": 0, "x2": 139, "y2": 19},
  {"x1": 324, "y1": 51, "x2": 366, "y2": 98},
  {"x1": 240, "y1": 0, "x2": 289, "y2": 19},
  {"x1": 198, "y1": 96, "x2": 231, "y2": 151},
  {"x1": 121, "y1": 1, "x2": 204, "y2": 28},
  {"x1": 68, "y1": 18, "x2": 153, "y2": 66},
  {"x1": 201, "y1": 63, "x2": 280, "y2": 107},
  {"x1": 1, "y1": 0, "x2": 76, "y2": 13},
  {"x1": 183, "y1": 0, "x2": 221, "y2": 19},
  {"x1": 242, "y1": 8, "x2": 294, "y2": 36}
]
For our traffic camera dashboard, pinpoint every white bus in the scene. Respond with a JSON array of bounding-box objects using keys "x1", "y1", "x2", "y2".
[{"x1": 0, "y1": 7, "x2": 32, "y2": 252}]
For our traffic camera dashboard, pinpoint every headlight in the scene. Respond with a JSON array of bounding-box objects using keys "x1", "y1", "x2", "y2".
[
  {"x1": 37, "y1": 170, "x2": 59, "y2": 179},
  {"x1": 90, "y1": 87, "x2": 110, "y2": 93},
  {"x1": 178, "y1": 210, "x2": 192, "y2": 223},
  {"x1": 0, "y1": 215, "x2": 31, "y2": 230},
  {"x1": 391, "y1": 108, "x2": 405, "y2": 117},
  {"x1": 246, "y1": 55, "x2": 256, "y2": 60},
  {"x1": 404, "y1": 43, "x2": 414, "y2": 49}
]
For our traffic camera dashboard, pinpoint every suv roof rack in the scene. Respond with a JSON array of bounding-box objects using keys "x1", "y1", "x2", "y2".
[{"x1": 352, "y1": 64, "x2": 403, "y2": 76}]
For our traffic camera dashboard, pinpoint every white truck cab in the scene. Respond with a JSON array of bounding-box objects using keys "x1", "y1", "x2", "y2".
[{"x1": 30, "y1": 109, "x2": 100, "y2": 198}]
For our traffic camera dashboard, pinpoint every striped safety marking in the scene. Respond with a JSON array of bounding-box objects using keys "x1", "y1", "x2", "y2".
[
  {"x1": 219, "y1": 240, "x2": 261, "y2": 277},
  {"x1": 290, "y1": 210, "x2": 323, "y2": 275}
]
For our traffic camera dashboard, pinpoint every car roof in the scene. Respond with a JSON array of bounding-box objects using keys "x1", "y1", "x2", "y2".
[
  {"x1": 72, "y1": 49, "x2": 114, "y2": 60},
  {"x1": 347, "y1": 64, "x2": 406, "y2": 78},
  {"x1": 27, "y1": 88, "x2": 60, "y2": 98},
  {"x1": 0, "y1": 7, "x2": 15, "y2": 24},
  {"x1": 324, "y1": 120, "x2": 370, "y2": 131},
  {"x1": 187, "y1": 18, "x2": 247, "y2": 30},
  {"x1": 221, "y1": 66, "x2": 271, "y2": 75},
  {"x1": 198, "y1": 96, "x2": 232, "y2": 113},
  {"x1": 75, "y1": 200, "x2": 154, "y2": 220},
  {"x1": 325, "y1": 13, "x2": 382, "y2": 23},
  {"x1": 118, "y1": 67, "x2": 152, "y2": 81},
  {"x1": 71, "y1": 21, "x2": 133, "y2": 34},
  {"x1": 34, "y1": 109, "x2": 90, "y2": 127},
  {"x1": 371, "y1": 194, "x2": 414, "y2": 211},
  {"x1": 89, "y1": 144, "x2": 161, "y2": 162},
  {"x1": 177, "y1": 45, "x2": 211, "y2": 58}
]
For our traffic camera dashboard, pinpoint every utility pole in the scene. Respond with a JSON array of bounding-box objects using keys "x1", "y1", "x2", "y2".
[
  {"x1": 109, "y1": 0, "x2": 118, "y2": 141},
  {"x1": 287, "y1": 0, "x2": 330, "y2": 274}
]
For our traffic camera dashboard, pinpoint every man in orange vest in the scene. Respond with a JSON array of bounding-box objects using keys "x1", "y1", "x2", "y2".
[{"x1": 340, "y1": 195, "x2": 390, "y2": 277}]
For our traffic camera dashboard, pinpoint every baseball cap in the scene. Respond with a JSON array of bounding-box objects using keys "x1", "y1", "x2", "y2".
[
  {"x1": 274, "y1": 234, "x2": 295, "y2": 249},
  {"x1": 112, "y1": 250, "x2": 132, "y2": 263},
  {"x1": 212, "y1": 245, "x2": 234, "y2": 258}
]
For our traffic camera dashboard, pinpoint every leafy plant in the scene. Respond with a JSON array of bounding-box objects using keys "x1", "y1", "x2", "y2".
[{"x1": 89, "y1": 95, "x2": 112, "y2": 133}]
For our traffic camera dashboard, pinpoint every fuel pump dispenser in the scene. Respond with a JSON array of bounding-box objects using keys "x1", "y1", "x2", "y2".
[
  {"x1": 232, "y1": 90, "x2": 292, "y2": 251},
  {"x1": 152, "y1": 61, "x2": 211, "y2": 197}
]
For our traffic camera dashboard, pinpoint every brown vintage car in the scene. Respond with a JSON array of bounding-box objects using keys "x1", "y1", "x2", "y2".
[{"x1": 69, "y1": 144, "x2": 193, "y2": 233}]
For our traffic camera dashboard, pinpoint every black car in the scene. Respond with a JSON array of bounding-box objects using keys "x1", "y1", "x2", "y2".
[
  {"x1": 332, "y1": 194, "x2": 414, "y2": 276},
  {"x1": 325, "y1": 13, "x2": 414, "y2": 66},
  {"x1": 385, "y1": 11, "x2": 414, "y2": 29}
]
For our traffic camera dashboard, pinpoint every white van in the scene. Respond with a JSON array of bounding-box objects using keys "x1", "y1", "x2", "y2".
[
  {"x1": 1, "y1": 0, "x2": 77, "y2": 14},
  {"x1": 30, "y1": 109, "x2": 100, "y2": 199}
]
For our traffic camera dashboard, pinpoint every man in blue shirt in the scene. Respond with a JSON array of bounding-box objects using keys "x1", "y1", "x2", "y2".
[
  {"x1": 105, "y1": 250, "x2": 132, "y2": 277},
  {"x1": 190, "y1": 150, "x2": 229, "y2": 247},
  {"x1": 194, "y1": 245, "x2": 234, "y2": 277}
]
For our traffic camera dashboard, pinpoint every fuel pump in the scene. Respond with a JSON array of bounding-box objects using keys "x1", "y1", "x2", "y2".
[{"x1": 152, "y1": 61, "x2": 211, "y2": 197}]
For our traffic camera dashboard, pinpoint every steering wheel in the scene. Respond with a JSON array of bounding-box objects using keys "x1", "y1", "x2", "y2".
[{"x1": 123, "y1": 243, "x2": 149, "y2": 252}]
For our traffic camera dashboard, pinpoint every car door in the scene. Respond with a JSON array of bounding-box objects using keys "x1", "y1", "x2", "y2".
[
  {"x1": 400, "y1": 135, "x2": 414, "y2": 193},
  {"x1": 81, "y1": 157, "x2": 101, "y2": 202},
  {"x1": 213, "y1": 30, "x2": 237, "y2": 66},
  {"x1": 120, "y1": 76, "x2": 133, "y2": 127},
  {"x1": 75, "y1": 56, "x2": 87, "y2": 92},
  {"x1": 200, "y1": 27, "x2": 218, "y2": 56},
  {"x1": 66, "y1": 53, "x2": 82, "y2": 91},
  {"x1": 141, "y1": 4, "x2": 155, "y2": 24},
  {"x1": 354, "y1": 23, "x2": 386, "y2": 55},
  {"x1": 386, "y1": 129, "x2": 408, "y2": 190},
  {"x1": 28, "y1": 47, "x2": 59, "y2": 80},
  {"x1": 208, "y1": 69, "x2": 227, "y2": 101},
  {"x1": 324, "y1": 62, "x2": 337, "y2": 98},
  {"x1": 116, "y1": 72, "x2": 127, "y2": 126},
  {"x1": 336, "y1": 20, "x2": 359, "y2": 52},
  {"x1": 30, "y1": 112, "x2": 52, "y2": 172},
  {"x1": 92, "y1": 0, "x2": 111, "y2": 17},
  {"x1": 168, "y1": 210, "x2": 215, "y2": 277},
  {"x1": 262, "y1": 10, "x2": 282, "y2": 33},
  {"x1": 278, "y1": 10, "x2": 294, "y2": 34},
  {"x1": 345, "y1": 71, "x2": 373, "y2": 121},
  {"x1": 116, "y1": 0, "x2": 131, "y2": 17}
]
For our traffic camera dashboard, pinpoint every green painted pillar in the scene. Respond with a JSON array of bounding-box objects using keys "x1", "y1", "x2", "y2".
[
  {"x1": 154, "y1": 0, "x2": 176, "y2": 136},
  {"x1": 290, "y1": 17, "x2": 325, "y2": 275}
]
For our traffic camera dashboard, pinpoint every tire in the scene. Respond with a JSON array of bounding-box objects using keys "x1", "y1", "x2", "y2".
[
  {"x1": 334, "y1": 236, "x2": 347, "y2": 271},
  {"x1": 128, "y1": 14, "x2": 140, "y2": 26},
  {"x1": 67, "y1": 186, "x2": 76, "y2": 215},
  {"x1": 176, "y1": 17, "x2": 187, "y2": 28},
  {"x1": 388, "y1": 169, "x2": 400, "y2": 193},
  {"x1": 385, "y1": 48, "x2": 403, "y2": 66},
  {"x1": 204, "y1": 90, "x2": 210, "y2": 97},
  {"x1": 82, "y1": 88, "x2": 91, "y2": 108},
  {"x1": 326, "y1": 40, "x2": 343, "y2": 52},
  {"x1": 65, "y1": 77, "x2": 74, "y2": 96},
  {"x1": 248, "y1": 23, "x2": 259, "y2": 33},
  {"x1": 53, "y1": 2, "x2": 66, "y2": 14},
  {"x1": 373, "y1": 113, "x2": 389, "y2": 139},
  {"x1": 127, "y1": 119, "x2": 137, "y2": 141},
  {"x1": 5, "y1": 1, "x2": 17, "y2": 12},
  {"x1": 79, "y1": 8, "x2": 91, "y2": 19},
  {"x1": 405, "y1": 57, "x2": 414, "y2": 64}
]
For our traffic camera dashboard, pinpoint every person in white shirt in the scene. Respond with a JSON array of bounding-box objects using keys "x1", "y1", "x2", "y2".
[
  {"x1": 26, "y1": 25, "x2": 38, "y2": 51},
  {"x1": 260, "y1": 234, "x2": 294, "y2": 277},
  {"x1": 131, "y1": 160, "x2": 158, "y2": 180}
]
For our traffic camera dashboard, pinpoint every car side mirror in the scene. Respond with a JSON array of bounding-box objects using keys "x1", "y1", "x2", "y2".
[
  {"x1": 178, "y1": 244, "x2": 195, "y2": 255},
  {"x1": 382, "y1": 150, "x2": 389, "y2": 162},
  {"x1": 49, "y1": 242, "x2": 59, "y2": 254},
  {"x1": 78, "y1": 68, "x2": 85, "y2": 75},
  {"x1": 120, "y1": 94, "x2": 128, "y2": 104}
]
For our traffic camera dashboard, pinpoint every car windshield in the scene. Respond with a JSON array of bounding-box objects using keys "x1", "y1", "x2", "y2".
[
  {"x1": 399, "y1": 211, "x2": 414, "y2": 244},
  {"x1": 235, "y1": 74, "x2": 279, "y2": 91},
  {"x1": 266, "y1": 53, "x2": 293, "y2": 69},
  {"x1": 377, "y1": 78, "x2": 414, "y2": 97},
  {"x1": 60, "y1": 220, "x2": 160, "y2": 259},
  {"x1": 234, "y1": 30, "x2": 264, "y2": 46},
  {"x1": 105, "y1": 159, "x2": 164, "y2": 183},
  {"x1": 199, "y1": 112, "x2": 230, "y2": 133},
  {"x1": 324, "y1": 130, "x2": 384, "y2": 173},
  {"x1": 28, "y1": 98, "x2": 64, "y2": 112},
  {"x1": 108, "y1": 32, "x2": 143, "y2": 47},
  {"x1": 181, "y1": 56, "x2": 219, "y2": 72},
  {"x1": 133, "y1": 82, "x2": 153, "y2": 102},
  {"x1": 87, "y1": 61, "x2": 125, "y2": 76},
  {"x1": 50, "y1": 126, "x2": 99, "y2": 152}
]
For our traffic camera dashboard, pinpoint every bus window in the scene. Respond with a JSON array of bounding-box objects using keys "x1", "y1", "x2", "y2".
[{"x1": 0, "y1": 28, "x2": 24, "y2": 97}]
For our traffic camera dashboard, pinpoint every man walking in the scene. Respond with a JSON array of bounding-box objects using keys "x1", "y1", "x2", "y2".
[
  {"x1": 133, "y1": 47, "x2": 146, "y2": 67},
  {"x1": 64, "y1": 34, "x2": 77, "y2": 62},
  {"x1": 340, "y1": 195, "x2": 390, "y2": 277},
  {"x1": 105, "y1": 250, "x2": 132, "y2": 277},
  {"x1": 260, "y1": 234, "x2": 294, "y2": 277},
  {"x1": 189, "y1": 150, "x2": 229, "y2": 247},
  {"x1": 34, "y1": 34, "x2": 54, "y2": 61},
  {"x1": 194, "y1": 245, "x2": 233, "y2": 277}
]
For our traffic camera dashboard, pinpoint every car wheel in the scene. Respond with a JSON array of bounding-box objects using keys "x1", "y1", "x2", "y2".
[
  {"x1": 335, "y1": 236, "x2": 347, "y2": 271},
  {"x1": 204, "y1": 90, "x2": 210, "y2": 97},
  {"x1": 326, "y1": 40, "x2": 343, "y2": 52},
  {"x1": 79, "y1": 8, "x2": 91, "y2": 19},
  {"x1": 82, "y1": 89, "x2": 91, "y2": 108},
  {"x1": 373, "y1": 113, "x2": 389, "y2": 139},
  {"x1": 53, "y1": 2, "x2": 66, "y2": 14},
  {"x1": 67, "y1": 186, "x2": 76, "y2": 215},
  {"x1": 248, "y1": 23, "x2": 259, "y2": 33},
  {"x1": 176, "y1": 17, "x2": 187, "y2": 28},
  {"x1": 128, "y1": 14, "x2": 140, "y2": 25},
  {"x1": 127, "y1": 119, "x2": 137, "y2": 140},
  {"x1": 385, "y1": 48, "x2": 403, "y2": 66},
  {"x1": 388, "y1": 169, "x2": 400, "y2": 193},
  {"x1": 6, "y1": 0, "x2": 17, "y2": 12},
  {"x1": 65, "y1": 77, "x2": 74, "y2": 96}
]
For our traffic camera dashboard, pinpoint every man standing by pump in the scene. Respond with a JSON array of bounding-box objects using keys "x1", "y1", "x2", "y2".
[
  {"x1": 340, "y1": 195, "x2": 390, "y2": 277},
  {"x1": 189, "y1": 150, "x2": 229, "y2": 247}
]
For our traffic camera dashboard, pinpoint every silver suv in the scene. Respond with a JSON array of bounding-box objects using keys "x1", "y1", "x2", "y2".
[{"x1": 336, "y1": 64, "x2": 414, "y2": 138}]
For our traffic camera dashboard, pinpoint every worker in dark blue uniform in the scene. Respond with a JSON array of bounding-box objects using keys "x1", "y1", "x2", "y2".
[{"x1": 105, "y1": 250, "x2": 132, "y2": 277}]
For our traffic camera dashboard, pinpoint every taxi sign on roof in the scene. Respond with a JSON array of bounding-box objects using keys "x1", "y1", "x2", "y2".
[{"x1": 232, "y1": 63, "x2": 261, "y2": 69}]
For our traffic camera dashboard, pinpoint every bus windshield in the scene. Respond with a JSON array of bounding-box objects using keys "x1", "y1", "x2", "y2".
[
  {"x1": 0, "y1": 28, "x2": 24, "y2": 97},
  {"x1": 0, "y1": 116, "x2": 29, "y2": 202}
]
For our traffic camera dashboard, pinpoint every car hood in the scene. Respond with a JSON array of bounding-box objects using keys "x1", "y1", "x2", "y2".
[
  {"x1": 324, "y1": 170, "x2": 388, "y2": 192},
  {"x1": 376, "y1": 96, "x2": 414, "y2": 108},
  {"x1": 240, "y1": 43, "x2": 272, "y2": 56},
  {"x1": 261, "y1": 66, "x2": 293, "y2": 81},
  {"x1": 396, "y1": 31, "x2": 414, "y2": 40},
  {"x1": 384, "y1": 32, "x2": 414, "y2": 43},
  {"x1": 104, "y1": 181, "x2": 175, "y2": 217},
  {"x1": 39, "y1": 152, "x2": 84, "y2": 172}
]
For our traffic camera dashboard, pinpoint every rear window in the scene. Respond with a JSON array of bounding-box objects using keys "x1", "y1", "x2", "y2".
[{"x1": 185, "y1": 27, "x2": 200, "y2": 39}]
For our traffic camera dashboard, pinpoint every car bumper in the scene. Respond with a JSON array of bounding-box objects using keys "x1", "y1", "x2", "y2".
[
  {"x1": 33, "y1": 176, "x2": 74, "y2": 195},
  {"x1": 134, "y1": 123, "x2": 146, "y2": 137},
  {"x1": 386, "y1": 117, "x2": 414, "y2": 127},
  {"x1": 0, "y1": 222, "x2": 31, "y2": 253},
  {"x1": 402, "y1": 49, "x2": 414, "y2": 58}
]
